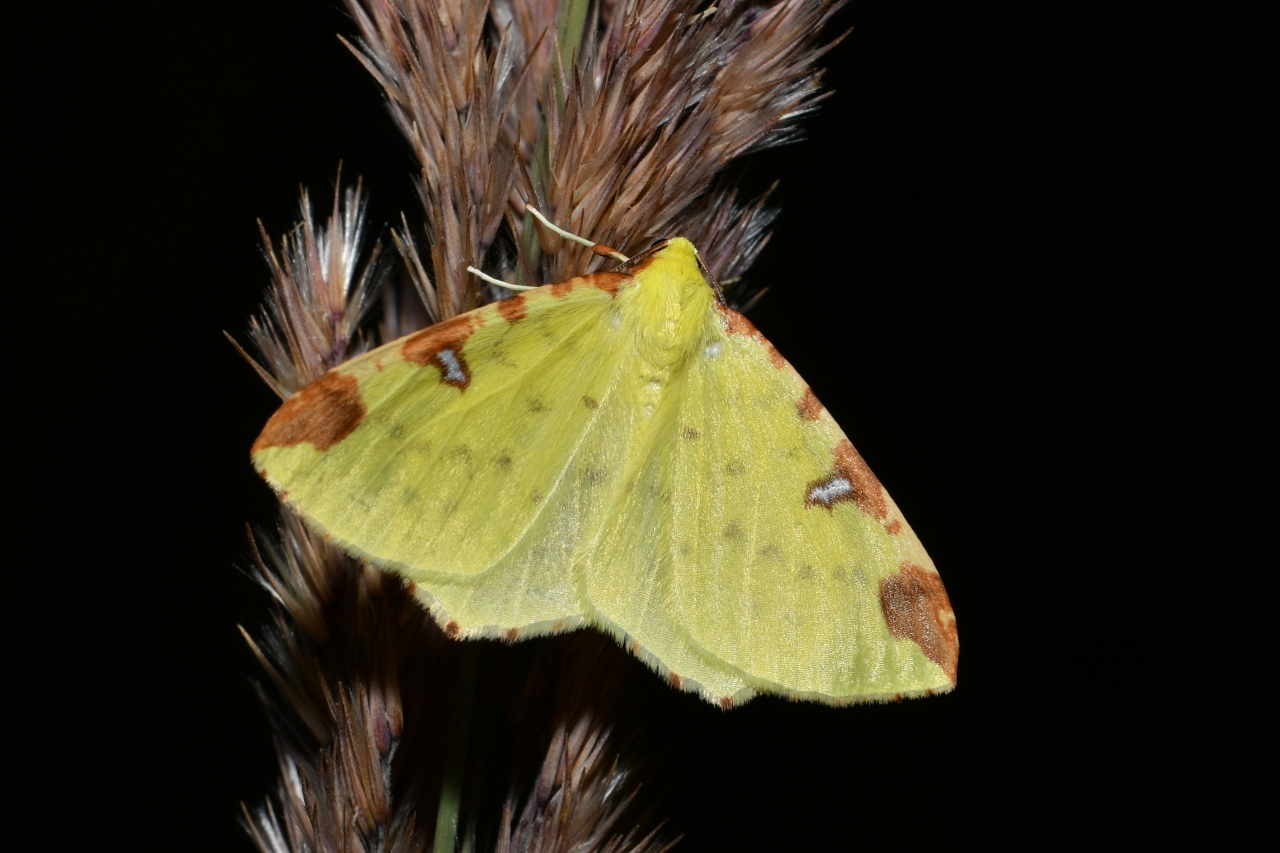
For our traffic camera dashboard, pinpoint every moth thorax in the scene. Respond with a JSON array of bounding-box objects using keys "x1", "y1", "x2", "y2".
[{"x1": 632, "y1": 238, "x2": 716, "y2": 368}]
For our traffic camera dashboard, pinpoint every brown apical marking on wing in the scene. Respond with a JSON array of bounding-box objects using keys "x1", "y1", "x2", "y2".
[
  {"x1": 667, "y1": 672, "x2": 682, "y2": 689},
  {"x1": 797, "y1": 387, "x2": 824, "y2": 420},
  {"x1": 253, "y1": 371, "x2": 367, "y2": 453},
  {"x1": 805, "y1": 439, "x2": 889, "y2": 520},
  {"x1": 682, "y1": 426, "x2": 701, "y2": 440},
  {"x1": 833, "y1": 440, "x2": 888, "y2": 520},
  {"x1": 402, "y1": 314, "x2": 475, "y2": 365},
  {"x1": 715, "y1": 304, "x2": 785, "y2": 368},
  {"x1": 588, "y1": 271, "x2": 630, "y2": 294},
  {"x1": 719, "y1": 696, "x2": 733, "y2": 711},
  {"x1": 402, "y1": 314, "x2": 476, "y2": 390},
  {"x1": 879, "y1": 562, "x2": 958, "y2": 683},
  {"x1": 549, "y1": 270, "x2": 631, "y2": 298},
  {"x1": 496, "y1": 293, "x2": 528, "y2": 323},
  {"x1": 885, "y1": 519, "x2": 903, "y2": 535},
  {"x1": 716, "y1": 303, "x2": 755, "y2": 337},
  {"x1": 582, "y1": 395, "x2": 599, "y2": 409},
  {"x1": 552, "y1": 620, "x2": 565, "y2": 632},
  {"x1": 407, "y1": 581, "x2": 418, "y2": 594},
  {"x1": 444, "y1": 621, "x2": 461, "y2": 638},
  {"x1": 505, "y1": 627, "x2": 519, "y2": 642}
]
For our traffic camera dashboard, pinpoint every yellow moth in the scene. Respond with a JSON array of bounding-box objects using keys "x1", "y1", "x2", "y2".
[{"x1": 252, "y1": 222, "x2": 957, "y2": 708}]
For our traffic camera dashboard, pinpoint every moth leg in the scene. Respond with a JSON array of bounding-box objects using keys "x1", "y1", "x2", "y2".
[
  {"x1": 525, "y1": 205, "x2": 630, "y2": 263},
  {"x1": 465, "y1": 265, "x2": 535, "y2": 292}
]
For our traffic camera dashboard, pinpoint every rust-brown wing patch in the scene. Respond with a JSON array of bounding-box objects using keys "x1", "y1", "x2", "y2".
[
  {"x1": 402, "y1": 314, "x2": 475, "y2": 365},
  {"x1": 549, "y1": 271, "x2": 631, "y2": 298},
  {"x1": 878, "y1": 562, "x2": 958, "y2": 683},
  {"x1": 715, "y1": 304, "x2": 785, "y2": 368},
  {"x1": 805, "y1": 439, "x2": 888, "y2": 520},
  {"x1": 401, "y1": 314, "x2": 476, "y2": 390},
  {"x1": 797, "y1": 387, "x2": 824, "y2": 420},
  {"x1": 253, "y1": 371, "x2": 366, "y2": 453},
  {"x1": 496, "y1": 293, "x2": 528, "y2": 323}
]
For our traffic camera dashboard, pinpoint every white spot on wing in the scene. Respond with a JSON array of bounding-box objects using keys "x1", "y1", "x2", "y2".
[
  {"x1": 705, "y1": 340, "x2": 723, "y2": 359},
  {"x1": 437, "y1": 349, "x2": 467, "y2": 383},
  {"x1": 807, "y1": 476, "x2": 853, "y2": 507}
]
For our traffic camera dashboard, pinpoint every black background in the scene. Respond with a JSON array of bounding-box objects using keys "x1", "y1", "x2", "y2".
[{"x1": 55, "y1": 1, "x2": 1139, "y2": 849}]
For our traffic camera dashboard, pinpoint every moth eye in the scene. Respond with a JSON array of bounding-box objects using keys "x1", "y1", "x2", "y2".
[{"x1": 704, "y1": 340, "x2": 723, "y2": 359}]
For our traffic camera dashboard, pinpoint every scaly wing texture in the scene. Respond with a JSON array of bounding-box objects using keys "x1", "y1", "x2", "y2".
[
  {"x1": 252, "y1": 272, "x2": 639, "y2": 637},
  {"x1": 579, "y1": 330, "x2": 761, "y2": 705},
  {"x1": 668, "y1": 308, "x2": 957, "y2": 702},
  {"x1": 580, "y1": 305, "x2": 956, "y2": 706}
]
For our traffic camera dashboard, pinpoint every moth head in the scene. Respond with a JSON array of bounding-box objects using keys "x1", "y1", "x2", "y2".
[{"x1": 626, "y1": 237, "x2": 725, "y2": 304}]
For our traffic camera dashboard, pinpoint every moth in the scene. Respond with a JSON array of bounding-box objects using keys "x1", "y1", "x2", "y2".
[{"x1": 252, "y1": 218, "x2": 957, "y2": 707}]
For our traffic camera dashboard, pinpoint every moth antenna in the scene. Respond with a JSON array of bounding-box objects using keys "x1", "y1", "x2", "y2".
[
  {"x1": 526, "y1": 205, "x2": 630, "y2": 263},
  {"x1": 617, "y1": 240, "x2": 666, "y2": 268},
  {"x1": 693, "y1": 247, "x2": 727, "y2": 304},
  {"x1": 466, "y1": 265, "x2": 537, "y2": 292}
]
